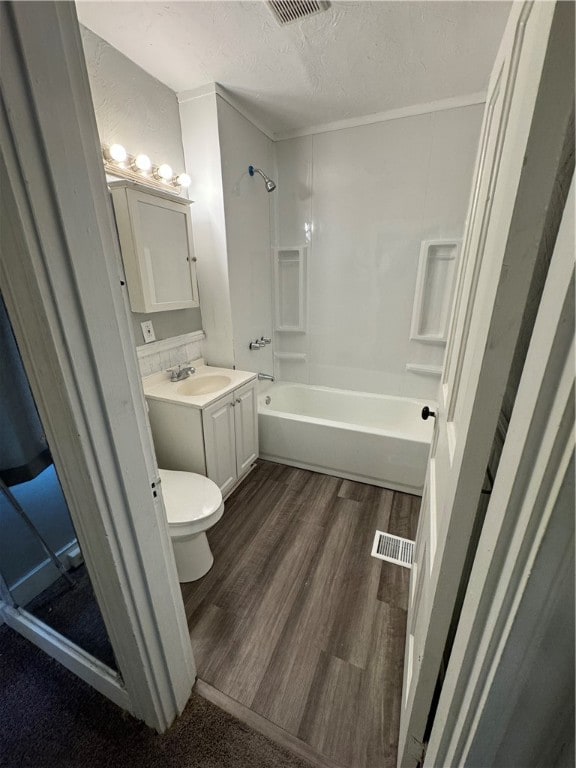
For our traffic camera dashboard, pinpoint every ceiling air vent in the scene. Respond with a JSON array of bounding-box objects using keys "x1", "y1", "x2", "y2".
[{"x1": 267, "y1": 0, "x2": 330, "y2": 26}]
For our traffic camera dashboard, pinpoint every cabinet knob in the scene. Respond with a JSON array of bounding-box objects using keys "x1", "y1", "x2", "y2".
[
  {"x1": 236, "y1": 399, "x2": 241, "y2": 405},
  {"x1": 421, "y1": 406, "x2": 436, "y2": 420}
]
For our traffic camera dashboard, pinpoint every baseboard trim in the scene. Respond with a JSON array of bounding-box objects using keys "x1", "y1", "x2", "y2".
[
  {"x1": 9, "y1": 539, "x2": 79, "y2": 606},
  {"x1": 194, "y1": 679, "x2": 347, "y2": 768}
]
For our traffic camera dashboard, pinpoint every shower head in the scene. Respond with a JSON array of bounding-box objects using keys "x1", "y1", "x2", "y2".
[{"x1": 249, "y1": 165, "x2": 276, "y2": 192}]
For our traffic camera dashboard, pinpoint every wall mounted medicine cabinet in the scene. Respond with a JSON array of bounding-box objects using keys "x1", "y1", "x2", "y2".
[{"x1": 109, "y1": 181, "x2": 199, "y2": 313}]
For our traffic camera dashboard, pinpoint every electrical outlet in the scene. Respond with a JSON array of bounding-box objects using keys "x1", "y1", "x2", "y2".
[{"x1": 141, "y1": 320, "x2": 156, "y2": 343}]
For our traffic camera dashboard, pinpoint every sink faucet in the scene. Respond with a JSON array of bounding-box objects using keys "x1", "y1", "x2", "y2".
[{"x1": 168, "y1": 365, "x2": 196, "y2": 382}]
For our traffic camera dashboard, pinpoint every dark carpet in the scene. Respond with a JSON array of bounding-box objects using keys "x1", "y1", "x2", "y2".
[
  {"x1": 24, "y1": 565, "x2": 117, "y2": 670},
  {"x1": 0, "y1": 625, "x2": 312, "y2": 768}
]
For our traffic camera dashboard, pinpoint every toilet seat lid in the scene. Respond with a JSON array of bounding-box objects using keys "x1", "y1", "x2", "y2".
[{"x1": 159, "y1": 469, "x2": 223, "y2": 526}]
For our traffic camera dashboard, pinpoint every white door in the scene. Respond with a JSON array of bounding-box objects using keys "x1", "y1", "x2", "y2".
[
  {"x1": 202, "y1": 394, "x2": 237, "y2": 496},
  {"x1": 234, "y1": 380, "x2": 259, "y2": 478},
  {"x1": 398, "y1": 3, "x2": 573, "y2": 765},
  {"x1": 424, "y1": 178, "x2": 574, "y2": 768},
  {"x1": 1, "y1": 1, "x2": 195, "y2": 731}
]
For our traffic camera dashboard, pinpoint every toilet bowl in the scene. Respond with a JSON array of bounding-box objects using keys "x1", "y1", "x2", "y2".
[{"x1": 159, "y1": 468, "x2": 224, "y2": 582}]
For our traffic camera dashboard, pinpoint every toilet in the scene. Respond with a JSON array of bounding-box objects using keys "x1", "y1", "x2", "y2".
[{"x1": 159, "y1": 468, "x2": 224, "y2": 582}]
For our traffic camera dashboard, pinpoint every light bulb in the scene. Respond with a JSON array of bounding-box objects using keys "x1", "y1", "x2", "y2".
[
  {"x1": 155, "y1": 163, "x2": 173, "y2": 181},
  {"x1": 176, "y1": 172, "x2": 191, "y2": 188},
  {"x1": 106, "y1": 143, "x2": 127, "y2": 163},
  {"x1": 133, "y1": 153, "x2": 152, "y2": 173}
]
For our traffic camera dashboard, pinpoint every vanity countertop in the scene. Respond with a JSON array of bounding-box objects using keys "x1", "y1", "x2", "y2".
[{"x1": 142, "y1": 360, "x2": 257, "y2": 410}]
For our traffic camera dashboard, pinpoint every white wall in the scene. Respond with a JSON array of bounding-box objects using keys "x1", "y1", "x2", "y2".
[
  {"x1": 274, "y1": 104, "x2": 483, "y2": 399},
  {"x1": 217, "y1": 98, "x2": 274, "y2": 375},
  {"x1": 179, "y1": 89, "x2": 274, "y2": 375},
  {"x1": 179, "y1": 90, "x2": 234, "y2": 367},
  {"x1": 0, "y1": 466, "x2": 75, "y2": 598},
  {"x1": 81, "y1": 26, "x2": 203, "y2": 344}
]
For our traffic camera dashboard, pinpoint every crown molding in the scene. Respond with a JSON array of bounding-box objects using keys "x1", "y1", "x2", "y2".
[
  {"x1": 178, "y1": 82, "x2": 275, "y2": 141},
  {"x1": 274, "y1": 91, "x2": 487, "y2": 141},
  {"x1": 177, "y1": 82, "x2": 219, "y2": 103},
  {"x1": 178, "y1": 84, "x2": 487, "y2": 143}
]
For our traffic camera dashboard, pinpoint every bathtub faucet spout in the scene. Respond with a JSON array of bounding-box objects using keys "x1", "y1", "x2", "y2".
[{"x1": 258, "y1": 373, "x2": 274, "y2": 381}]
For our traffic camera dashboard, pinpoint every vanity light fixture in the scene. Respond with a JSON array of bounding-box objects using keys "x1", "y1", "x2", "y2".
[
  {"x1": 102, "y1": 144, "x2": 191, "y2": 192},
  {"x1": 104, "y1": 143, "x2": 128, "y2": 163},
  {"x1": 176, "y1": 172, "x2": 191, "y2": 188},
  {"x1": 132, "y1": 153, "x2": 152, "y2": 173},
  {"x1": 155, "y1": 163, "x2": 173, "y2": 181}
]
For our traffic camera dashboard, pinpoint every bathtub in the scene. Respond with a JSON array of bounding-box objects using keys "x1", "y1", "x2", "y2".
[{"x1": 258, "y1": 382, "x2": 434, "y2": 495}]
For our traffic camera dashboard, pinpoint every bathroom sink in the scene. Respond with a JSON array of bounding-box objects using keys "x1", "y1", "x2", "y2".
[
  {"x1": 143, "y1": 363, "x2": 257, "y2": 409},
  {"x1": 176, "y1": 375, "x2": 232, "y2": 396}
]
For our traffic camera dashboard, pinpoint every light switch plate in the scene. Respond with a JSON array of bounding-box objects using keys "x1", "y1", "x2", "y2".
[{"x1": 141, "y1": 320, "x2": 156, "y2": 343}]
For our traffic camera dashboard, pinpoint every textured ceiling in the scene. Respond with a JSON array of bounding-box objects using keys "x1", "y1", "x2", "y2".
[{"x1": 76, "y1": 1, "x2": 510, "y2": 136}]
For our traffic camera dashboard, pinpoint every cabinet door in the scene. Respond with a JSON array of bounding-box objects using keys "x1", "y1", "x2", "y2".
[
  {"x1": 127, "y1": 190, "x2": 199, "y2": 312},
  {"x1": 110, "y1": 183, "x2": 199, "y2": 314},
  {"x1": 233, "y1": 380, "x2": 259, "y2": 479},
  {"x1": 202, "y1": 394, "x2": 237, "y2": 496},
  {"x1": 147, "y1": 399, "x2": 206, "y2": 475}
]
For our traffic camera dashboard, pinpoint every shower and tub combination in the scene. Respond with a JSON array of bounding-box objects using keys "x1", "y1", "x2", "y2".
[
  {"x1": 258, "y1": 381, "x2": 433, "y2": 495},
  {"x1": 248, "y1": 160, "x2": 434, "y2": 495}
]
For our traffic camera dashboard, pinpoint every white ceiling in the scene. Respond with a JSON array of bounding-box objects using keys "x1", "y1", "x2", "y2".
[{"x1": 76, "y1": 1, "x2": 510, "y2": 137}]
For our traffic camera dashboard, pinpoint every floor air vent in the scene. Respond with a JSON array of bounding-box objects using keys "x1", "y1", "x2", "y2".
[
  {"x1": 267, "y1": 0, "x2": 330, "y2": 26},
  {"x1": 371, "y1": 531, "x2": 415, "y2": 569}
]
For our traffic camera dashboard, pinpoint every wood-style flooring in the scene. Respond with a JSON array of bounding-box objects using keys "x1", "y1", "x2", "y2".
[{"x1": 181, "y1": 460, "x2": 420, "y2": 768}]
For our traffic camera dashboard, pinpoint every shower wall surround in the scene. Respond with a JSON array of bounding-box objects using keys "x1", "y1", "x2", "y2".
[
  {"x1": 274, "y1": 104, "x2": 483, "y2": 399},
  {"x1": 217, "y1": 99, "x2": 274, "y2": 374}
]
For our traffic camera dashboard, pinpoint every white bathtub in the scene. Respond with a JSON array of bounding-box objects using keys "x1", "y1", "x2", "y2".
[{"x1": 258, "y1": 382, "x2": 434, "y2": 495}]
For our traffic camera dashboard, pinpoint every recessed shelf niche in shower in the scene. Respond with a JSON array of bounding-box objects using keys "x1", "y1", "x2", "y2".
[
  {"x1": 274, "y1": 246, "x2": 307, "y2": 332},
  {"x1": 410, "y1": 239, "x2": 461, "y2": 344}
]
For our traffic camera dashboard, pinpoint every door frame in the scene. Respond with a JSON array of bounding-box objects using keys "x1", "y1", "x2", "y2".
[
  {"x1": 0, "y1": 2, "x2": 195, "y2": 730},
  {"x1": 398, "y1": 2, "x2": 574, "y2": 762},
  {"x1": 425, "y1": 175, "x2": 574, "y2": 766}
]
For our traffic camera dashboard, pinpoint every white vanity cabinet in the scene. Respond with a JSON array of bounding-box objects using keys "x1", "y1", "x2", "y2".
[
  {"x1": 109, "y1": 181, "x2": 199, "y2": 313},
  {"x1": 146, "y1": 376, "x2": 258, "y2": 498},
  {"x1": 202, "y1": 380, "x2": 258, "y2": 496}
]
